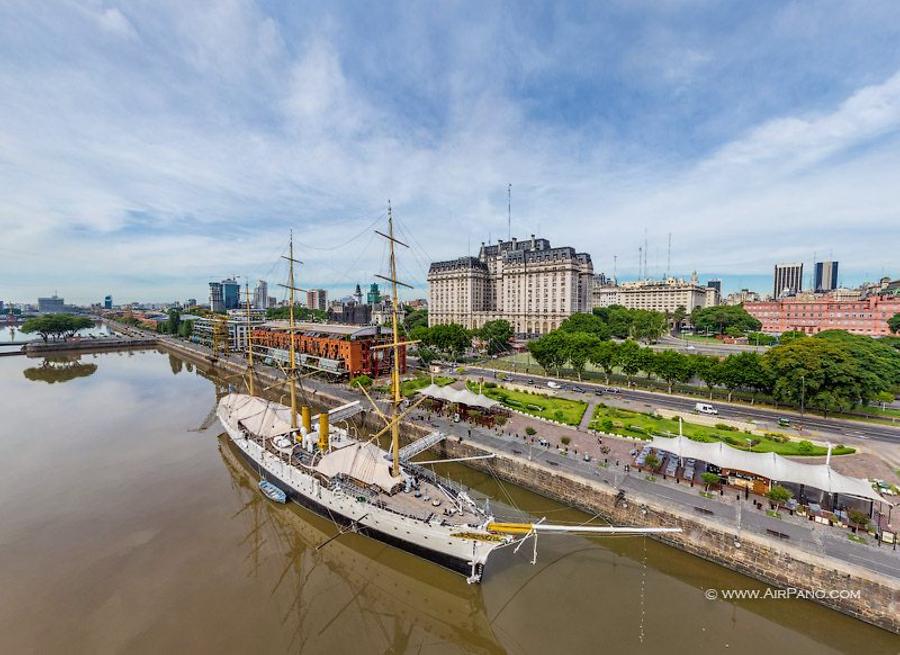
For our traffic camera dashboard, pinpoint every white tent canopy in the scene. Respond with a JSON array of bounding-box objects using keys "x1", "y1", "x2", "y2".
[
  {"x1": 220, "y1": 394, "x2": 294, "y2": 439},
  {"x1": 416, "y1": 383, "x2": 500, "y2": 410},
  {"x1": 316, "y1": 442, "x2": 401, "y2": 494},
  {"x1": 648, "y1": 436, "x2": 889, "y2": 505}
]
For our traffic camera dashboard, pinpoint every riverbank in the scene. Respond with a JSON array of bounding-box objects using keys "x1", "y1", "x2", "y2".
[{"x1": 104, "y1": 323, "x2": 900, "y2": 633}]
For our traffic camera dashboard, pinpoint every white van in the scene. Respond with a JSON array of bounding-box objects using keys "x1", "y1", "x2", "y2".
[{"x1": 695, "y1": 402, "x2": 718, "y2": 415}]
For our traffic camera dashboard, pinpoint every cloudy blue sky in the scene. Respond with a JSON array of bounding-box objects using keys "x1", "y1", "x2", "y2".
[{"x1": 2, "y1": 1, "x2": 900, "y2": 304}]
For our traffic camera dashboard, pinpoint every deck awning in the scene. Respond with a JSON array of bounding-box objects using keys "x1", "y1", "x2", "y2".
[
  {"x1": 220, "y1": 394, "x2": 294, "y2": 438},
  {"x1": 316, "y1": 442, "x2": 401, "y2": 493},
  {"x1": 648, "y1": 435, "x2": 889, "y2": 505},
  {"x1": 416, "y1": 383, "x2": 500, "y2": 410}
]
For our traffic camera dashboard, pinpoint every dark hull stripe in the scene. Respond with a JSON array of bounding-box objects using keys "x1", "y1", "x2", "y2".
[{"x1": 230, "y1": 439, "x2": 481, "y2": 580}]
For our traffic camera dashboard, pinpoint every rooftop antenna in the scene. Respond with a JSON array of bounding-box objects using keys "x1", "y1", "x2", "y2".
[
  {"x1": 638, "y1": 246, "x2": 642, "y2": 280},
  {"x1": 507, "y1": 183, "x2": 512, "y2": 241},
  {"x1": 643, "y1": 228, "x2": 648, "y2": 281},
  {"x1": 666, "y1": 232, "x2": 671, "y2": 279}
]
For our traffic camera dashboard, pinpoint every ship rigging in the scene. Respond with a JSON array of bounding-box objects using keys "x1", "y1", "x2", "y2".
[{"x1": 216, "y1": 203, "x2": 680, "y2": 582}]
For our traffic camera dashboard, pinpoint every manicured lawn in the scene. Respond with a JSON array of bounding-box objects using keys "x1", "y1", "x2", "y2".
[
  {"x1": 588, "y1": 403, "x2": 854, "y2": 456},
  {"x1": 466, "y1": 381, "x2": 587, "y2": 426},
  {"x1": 400, "y1": 375, "x2": 454, "y2": 397}
]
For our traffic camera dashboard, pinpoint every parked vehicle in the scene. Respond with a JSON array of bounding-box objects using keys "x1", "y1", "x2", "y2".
[
  {"x1": 594, "y1": 389, "x2": 604, "y2": 396},
  {"x1": 778, "y1": 417, "x2": 791, "y2": 427},
  {"x1": 605, "y1": 387, "x2": 620, "y2": 394},
  {"x1": 547, "y1": 381, "x2": 561, "y2": 389},
  {"x1": 695, "y1": 402, "x2": 718, "y2": 415},
  {"x1": 572, "y1": 386, "x2": 584, "y2": 393},
  {"x1": 583, "y1": 454, "x2": 592, "y2": 462}
]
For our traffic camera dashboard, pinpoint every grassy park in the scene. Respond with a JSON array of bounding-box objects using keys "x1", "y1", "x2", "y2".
[
  {"x1": 466, "y1": 381, "x2": 588, "y2": 426},
  {"x1": 587, "y1": 403, "x2": 854, "y2": 456}
]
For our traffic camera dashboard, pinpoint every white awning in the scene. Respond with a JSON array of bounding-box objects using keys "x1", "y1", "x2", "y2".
[
  {"x1": 316, "y1": 442, "x2": 401, "y2": 493},
  {"x1": 416, "y1": 383, "x2": 500, "y2": 410},
  {"x1": 648, "y1": 436, "x2": 889, "y2": 505},
  {"x1": 219, "y1": 394, "x2": 294, "y2": 439}
]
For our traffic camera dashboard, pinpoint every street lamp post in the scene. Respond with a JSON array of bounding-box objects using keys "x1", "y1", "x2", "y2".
[{"x1": 800, "y1": 375, "x2": 806, "y2": 417}]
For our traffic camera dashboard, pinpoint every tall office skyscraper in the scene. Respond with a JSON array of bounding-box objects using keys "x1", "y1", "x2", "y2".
[
  {"x1": 253, "y1": 280, "x2": 268, "y2": 309},
  {"x1": 306, "y1": 289, "x2": 327, "y2": 311},
  {"x1": 221, "y1": 278, "x2": 240, "y2": 310},
  {"x1": 209, "y1": 282, "x2": 224, "y2": 312},
  {"x1": 773, "y1": 263, "x2": 803, "y2": 298},
  {"x1": 814, "y1": 261, "x2": 839, "y2": 292},
  {"x1": 104, "y1": 295, "x2": 112, "y2": 309}
]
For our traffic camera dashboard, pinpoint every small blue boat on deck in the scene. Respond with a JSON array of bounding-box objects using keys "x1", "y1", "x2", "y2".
[{"x1": 259, "y1": 479, "x2": 287, "y2": 504}]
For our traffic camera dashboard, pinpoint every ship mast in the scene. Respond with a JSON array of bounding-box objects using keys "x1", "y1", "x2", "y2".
[
  {"x1": 372, "y1": 202, "x2": 412, "y2": 478},
  {"x1": 244, "y1": 280, "x2": 255, "y2": 396},
  {"x1": 279, "y1": 231, "x2": 303, "y2": 432},
  {"x1": 387, "y1": 204, "x2": 403, "y2": 477}
]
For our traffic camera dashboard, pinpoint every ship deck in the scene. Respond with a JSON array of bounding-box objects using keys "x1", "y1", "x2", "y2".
[{"x1": 238, "y1": 427, "x2": 484, "y2": 528}]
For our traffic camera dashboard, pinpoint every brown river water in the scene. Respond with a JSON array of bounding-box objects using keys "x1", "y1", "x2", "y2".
[{"x1": 0, "y1": 349, "x2": 896, "y2": 654}]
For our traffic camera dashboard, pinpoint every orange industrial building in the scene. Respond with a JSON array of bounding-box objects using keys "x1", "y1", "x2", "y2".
[{"x1": 251, "y1": 321, "x2": 406, "y2": 378}]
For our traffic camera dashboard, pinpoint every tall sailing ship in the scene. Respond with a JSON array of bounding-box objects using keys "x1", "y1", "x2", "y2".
[{"x1": 217, "y1": 204, "x2": 679, "y2": 582}]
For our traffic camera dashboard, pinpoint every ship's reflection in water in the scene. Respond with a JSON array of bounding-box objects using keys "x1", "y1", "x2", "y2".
[
  {"x1": 0, "y1": 350, "x2": 895, "y2": 655},
  {"x1": 218, "y1": 438, "x2": 501, "y2": 654}
]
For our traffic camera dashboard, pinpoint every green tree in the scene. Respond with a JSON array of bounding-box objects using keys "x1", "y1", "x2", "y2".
[
  {"x1": 178, "y1": 320, "x2": 194, "y2": 339},
  {"x1": 653, "y1": 350, "x2": 694, "y2": 393},
  {"x1": 589, "y1": 340, "x2": 618, "y2": 383},
  {"x1": 691, "y1": 305, "x2": 761, "y2": 335},
  {"x1": 889, "y1": 313, "x2": 900, "y2": 334},
  {"x1": 561, "y1": 332, "x2": 602, "y2": 381},
  {"x1": 764, "y1": 332, "x2": 899, "y2": 414},
  {"x1": 778, "y1": 330, "x2": 806, "y2": 345},
  {"x1": 167, "y1": 308, "x2": 181, "y2": 335},
  {"x1": 20, "y1": 314, "x2": 94, "y2": 342},
  {"x1": 644, "y1": 453, "x2": 660, "y2": 470},
  {"x1": 350, "y1": 374, "x2": 373, "y2": 389},
  {"x1": 701, "y1": 471, "x2": 721, "y2": 491},
  {"x1": 527, "y1": 331, "x2": 568, "y2": 375},
  {"x1": 767, "y1": 484, "x2": 792, "y2": 512},
  {"x1": 692, "y1": 355, "x2": 721, "y2": 399},
  {"x1": 617, "y1": 340, "x2": 644, "y2": 387},
  {"x1": 404, "y1": 308, "x2": 429, "y2": 332},
  {"x1": 423, "y1": 323, "x2": 471, "y2": 361},
  {"x1": 558, "y1": 313, "x2": 611, "y2": 340},
  {"x1": 478, "y1": 319, "x2": 513, "y2": 356}
]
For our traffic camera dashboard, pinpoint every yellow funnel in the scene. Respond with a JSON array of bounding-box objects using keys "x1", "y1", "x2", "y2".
[
  {"x1": 318, "y1": 412, "x2": 329, "y2": 452},
  {"x1": 301, "y1": 406, "x2": 311, "y2": 433}
]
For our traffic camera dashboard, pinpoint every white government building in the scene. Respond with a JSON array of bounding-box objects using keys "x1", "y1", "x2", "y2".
[{"x1": 427, "y1": 236, "x2": 593, "y2": 335}]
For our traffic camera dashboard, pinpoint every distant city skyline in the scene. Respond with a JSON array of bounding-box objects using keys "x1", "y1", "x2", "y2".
[{"x1": 3, "y1": 3, "x2": 900, "y2": 303}]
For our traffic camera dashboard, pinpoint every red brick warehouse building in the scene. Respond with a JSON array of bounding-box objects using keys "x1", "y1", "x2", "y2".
[{"x1": 251, "y1": 321, "x2": 406, "y2": 378}]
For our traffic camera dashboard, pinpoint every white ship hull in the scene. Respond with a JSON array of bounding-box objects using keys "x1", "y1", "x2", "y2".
[{"x1": 218, "y1": 408, "x2": 502, "y2": 581}]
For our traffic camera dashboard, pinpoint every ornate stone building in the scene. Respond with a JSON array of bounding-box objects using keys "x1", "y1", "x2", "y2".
[{"x1": 427, "y1": 235, "x2": 593, "y2": 335}]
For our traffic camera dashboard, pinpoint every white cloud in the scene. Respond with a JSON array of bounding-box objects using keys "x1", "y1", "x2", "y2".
[{"x1": 0, "y1": 2, "x2": 898, "y2": 303}]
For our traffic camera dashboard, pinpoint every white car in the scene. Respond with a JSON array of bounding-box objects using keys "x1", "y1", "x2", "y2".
[{"x1": 547, "y1": 381, "x2": 561, "y2": 389}]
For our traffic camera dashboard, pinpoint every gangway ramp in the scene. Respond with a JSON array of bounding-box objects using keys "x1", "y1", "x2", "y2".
[
  {"x1": 313, "y1": 400, "x2": 364, "y2": 424},
  {"x1": 389, "y1": 431, "x2": 447, "y2": 462}
]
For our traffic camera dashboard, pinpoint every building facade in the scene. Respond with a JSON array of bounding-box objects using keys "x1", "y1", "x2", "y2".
[
  {"x1": 251, "y1": 321, "x2": 405, "y2": 377},
  {"x1": 209, "y1": 282, "x2": 224, "y2": 312},
  {"x1": 774, "y1": 263, "x2": 803, "y2": 298},
  {"x1": 725, "y1": 288, "x2": 761, "y2": 305},
  {"x1": 744, "y1": 295, "x2": 900, "y2": 336},
  {"x1": 615, "y1": 274, "x2": 708, "y2": 313},
  {"x1": 38, "y1": 294, "x2": 66, "y2": 313},
  {"x1": 307, "y1": 289, "x2": 328, "y2": 311},
  {"x1": 221, "y1": 279, "x2": 240, "y2": 310},
  {"x1": 253, "y1": 280, "x2": 268, "y2": 310},
  {"x1": 814, "y1": 261, "x2": 839, "y2": 293},
  {"x1": 428, "y1": 235, "x2": 593, "y2": 335},
  {"x1": 104, "y1": 295, "x2": 112, "y2": 310}
]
